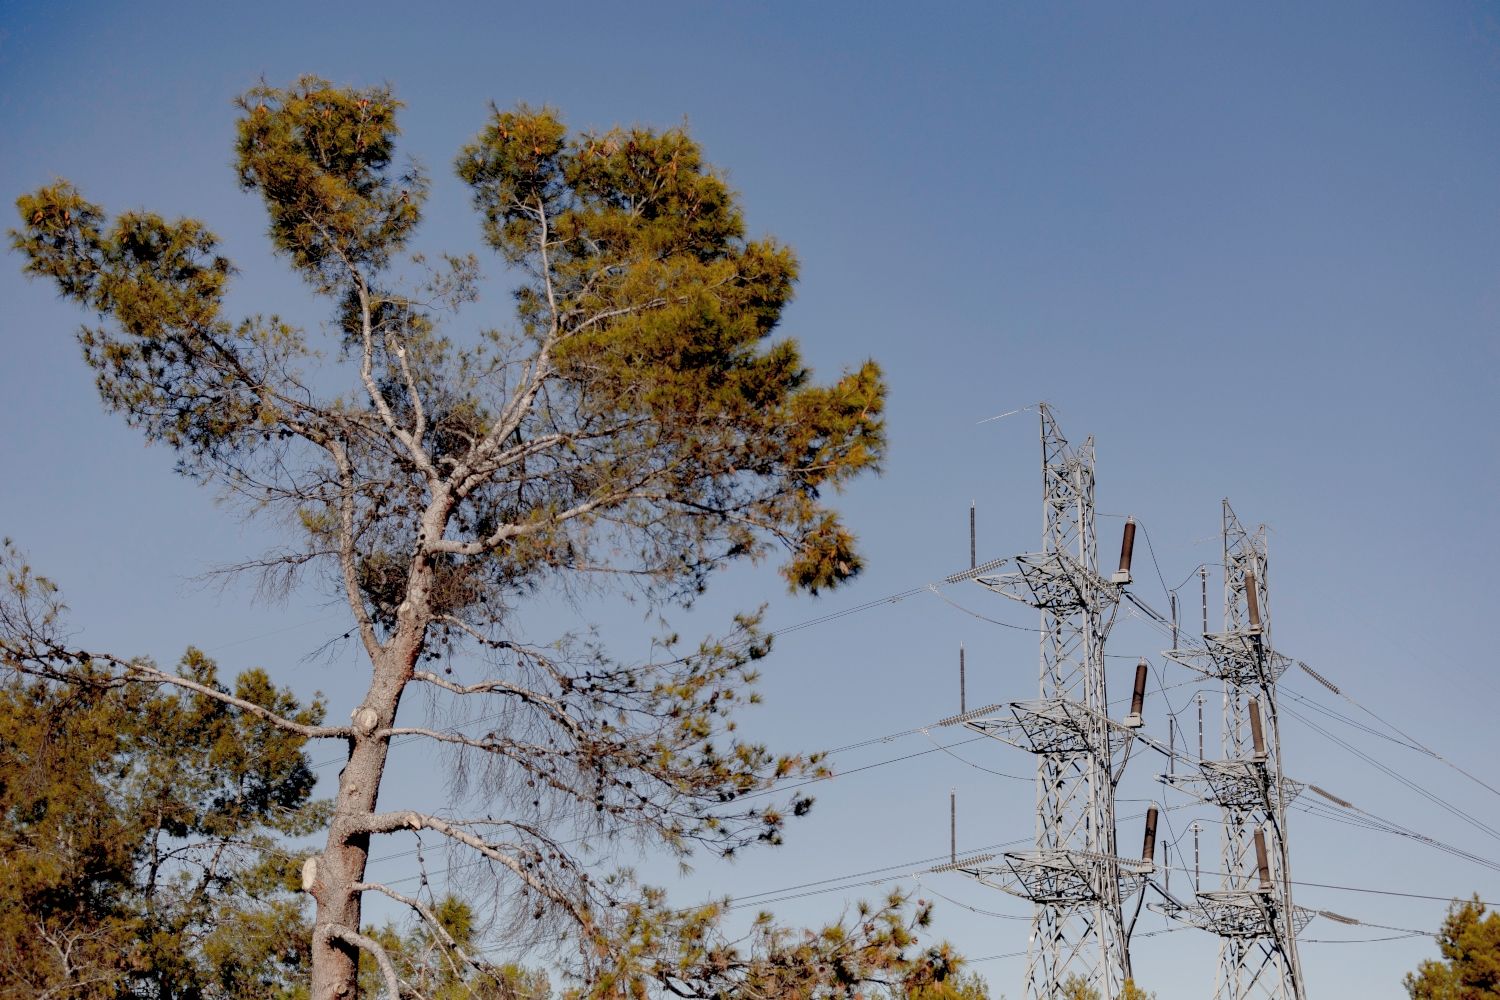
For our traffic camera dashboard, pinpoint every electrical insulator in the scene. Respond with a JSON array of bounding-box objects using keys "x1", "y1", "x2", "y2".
[
  {"x1": 1111, "y1": 516, "x2": 1137, "y2": 584},
  {"x1": 1254, "y1": 829, "x2": 1273, "y2": 891},
  {"x1": 1124, "y1": 659, "x2": 1148, "y2": 728},
  {"x1": 1249, "y1": 697, "x2": 1267, "y2": 760},
  {"x1": 1245, "y1": 569, "x2": 1263, "y2": 634},
  {"x1": 1142, "y1": 805, "x2": 1159, "y2": 865}
]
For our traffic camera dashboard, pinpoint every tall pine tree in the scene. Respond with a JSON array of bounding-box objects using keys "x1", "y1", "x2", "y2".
[{"x1": 9, "y1": 76, "x2": 887, "y2": 998}]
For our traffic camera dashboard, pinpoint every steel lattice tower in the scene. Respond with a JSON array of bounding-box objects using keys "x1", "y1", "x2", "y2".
[
  {"x1": 1160, "y1": 501, "x2": 1309, "y2": 1000},
  {"x1": 939, "y1": 405, "x2": 1147, "y2": 1000}
]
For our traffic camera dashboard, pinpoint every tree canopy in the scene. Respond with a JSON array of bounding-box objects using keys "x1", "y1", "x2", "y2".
[
  {"x1": 0, "y1": 620, "x2": 322, "y2": 1000},
  {"x1": 578, "y1": 888, "x2": 975, "y2": 999},
  {"x1": 9, "y1": 74, "x2": 889, "y2": 999}
]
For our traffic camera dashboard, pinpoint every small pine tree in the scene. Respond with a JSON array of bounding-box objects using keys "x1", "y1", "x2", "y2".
[
  {"x1": 1059, "y1": 974, "x2": 1100, "y2": 1000},
  {"x1": 0, "y1": 640, "x2": 324, "y2": 1000},
  {"x1": 1405, "y1": 896, "x2": 1500, "y2": 999}
]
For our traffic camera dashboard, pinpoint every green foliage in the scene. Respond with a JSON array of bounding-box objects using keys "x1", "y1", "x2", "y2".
[
  {"x1": 1405, "y1": 896, "x2": 1500, "y2": 999},
  {"x1": 454, "y1": 107, "x2": 883, "y2": 594},
  {"x1": 1048, "y1": 976, "x2": 1150, "y2": 1000},
  {"x1": 1058, "y1": 975, "x2": 1099, "y2": 1000},
  {"x1": 12, "y1": 181, "x2": 303, "y2": 468},
  {"x1": 907, "y1": 970, "x2": 992, "y2": 999},
  {"x1": 236, "y1": 77, "x2": 424, "y2": 288},
  {"x1": 13, "y1": 84, "x2": 885, "y2": 602},
  {"x1": 0, "y1": 659, "x2": 323, "y2": 999},
  {"x1": 575, "y1": 886, "x2": 981, "y2": 999},
  {"x1": 359, "y1": 896, "x2": 551, "y2": 1000}
]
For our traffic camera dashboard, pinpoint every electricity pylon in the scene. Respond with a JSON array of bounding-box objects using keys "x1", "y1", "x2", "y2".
[
  {"x1": 938, "y1": 405, "x2": 1147, "y2": 999},
  {"x1": 1160, "y1": 501, "x2": 1310, "y2": 1000}
]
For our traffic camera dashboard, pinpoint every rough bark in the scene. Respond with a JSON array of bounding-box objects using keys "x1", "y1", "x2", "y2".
[{"x1": 311, "y1": 500, "x2": 446, "y2": 999}]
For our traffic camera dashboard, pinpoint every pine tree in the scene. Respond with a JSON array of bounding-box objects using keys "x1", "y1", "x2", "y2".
[
  {"x1": 9, "y1": 75, "x2": 887, "y2": 999},
  {"x1": 1405, "y1": 896, "x2": 1500, "y2": 1000},
  {"x1": 0, "y1": 625, "x2": 323, "y2": 999}
]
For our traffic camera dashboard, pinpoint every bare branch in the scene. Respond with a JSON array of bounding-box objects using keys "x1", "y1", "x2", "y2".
[
  {"x1": 355, "y1": 810, "x2": 594, "y2": 932},
  {"x1": 122, "y1": 656, "x2": 349, "y2": 740},
  {"x1": 536, "y1": 193, "x2": 560, "y2": 334},
  {"x1": 325, "y1": 924, "x2": 404, "y2": 1000},
  {"x1": 331, "y1": 440, "x2": 382, "y2": 659},
  {"x1": 408, "y1": 670, "x2": 587, "y2": 738},
  {"x1": 388, "y1": 311, "x2": 428, "y2": 447},
  {"x1": 350, "y1": 267, "x2": 438, "y2": 481},
  {"x1": 6, "y1": 643, "x2": 349, "y2": 741},
  {"x1": 353, "y1": 880, "x2": 497, "y2": 983},
  {"x1": 426, "y1": 487, "x2": 645, "y2": 557},
  {"x1": 451, "y1": 197, "x2": 568, "y2": 495}
]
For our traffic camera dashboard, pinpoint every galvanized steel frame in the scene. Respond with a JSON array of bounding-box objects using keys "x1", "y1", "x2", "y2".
[
  {"x1": 1163, "y1": 502, "x2": 1308, "y2": 1000},
  {"x1": 961, "y1": 405, "x2": 1132, "y2": 999}
]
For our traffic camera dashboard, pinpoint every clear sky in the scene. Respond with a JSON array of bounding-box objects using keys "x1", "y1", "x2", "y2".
[{"x1": 3, "y1": 2, "x2": 1497, "y2": 996}]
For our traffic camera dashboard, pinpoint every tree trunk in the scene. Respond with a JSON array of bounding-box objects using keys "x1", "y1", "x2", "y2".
[
  {"x1": 310, "y1": 512, "x2": 444, "y2": 999},
  {"x1": 310, "y1": 659, "x2": 404, "y2": 1000},
  {"x1": 310, "y1": 637, "x2": 426, "y2": 997},
  {"x1": 310, "y1": 747, "x2": 380, "y2": 996}
]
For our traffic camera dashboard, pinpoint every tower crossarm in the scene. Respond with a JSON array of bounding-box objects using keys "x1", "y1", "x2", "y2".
[
  {"x1": 952, "y1": 697, "x2": 1139, "y2": 758},
  {"x1": 976, "y1": 548, "x2": 1121, "y2": 613},
  {"x1": 949, "y1": 850, "x2": 1154, "y2": 905},
  {"x1": 1152, "y1": 896, "x2": 1317, "y2": 940},
  {"x1": 1164, "y1": 636, "x2": 1293, "y2": 686},
  {"x1": 1160, "y1": 763, "x2": 1305, "y2": 813}
]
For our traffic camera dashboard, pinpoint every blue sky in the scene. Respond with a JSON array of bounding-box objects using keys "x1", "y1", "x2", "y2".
[{"x1": 3, "y1": 2, "x2": 1498, "y2": 996}]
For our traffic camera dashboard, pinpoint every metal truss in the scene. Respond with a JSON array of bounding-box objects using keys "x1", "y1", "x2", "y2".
[
  {"x1": 1165, "y1": 633, "x2": 1293, "y2": 687},
  {"x1": 1154, "y1": 893, "x2": 1317, "y2": 939},
  {"x1": 1161, "y1": 759, "x2": 1305, "y2": 813},
  {"x1": 940, "y1": 848, "x2": 1153, "y2": 917},
  {"x1": 953, "y1": 405, "x2": 1133, "y2": 1000},
  {"x1": 1158, "y1": 501, "x2": 1308, "y2": 1000},
  {"x1": 948, "y1": 698, "x2": 1138, "y2": 758}
]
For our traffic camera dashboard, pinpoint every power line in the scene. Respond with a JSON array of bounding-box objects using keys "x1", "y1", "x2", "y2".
[
  {"x1": 924, "y1": 583, "x2": 1043, "y2": 633},
  {"x1": 1122, "y1": 590, "x2": 1500, "y2": 859},
  {"x1": 177, "y1": 496, "x2": 1486, "y2": 992},
  {"x1": 1297, "y1": 933, "x2": 1427, "y2": 944},
  {"x1": 356, "y1": 804, "x2": 1469, "y2": 963},
  {"x1": 1281, "y1": 687, "x2": 1428, "y2": 755},
  {"x1": 917, "y1": 727, "x2": 1030, "y2": 782},
  {"x1": 359, "y1": 731, "x2": 995, "y2": 871},
  {"x1": 1280, "y1": 702, "x2": 1500, "y2": 845},
  {"x1": 966, "y1": 927, "x2": 1190, "y2": 965},
  {"x1": 1124, "y1": 581, "x2": 1500, "y2": 835},
  {"x1": 1292, "y1": 796, "x2": 1500, "y2": 875},
  {"x1": 1290, "y1": 881, "x2": 1496, "y2": 909},
  {"x1": 1292, "y1": 660, "x2": 1500, "y2": 802},
  {"x1": 305, "y1": 574, "x2": 1033, "y2": 773},
  {"x1": 202, "y1": 611, "x2": 348, "y2": 653}
]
